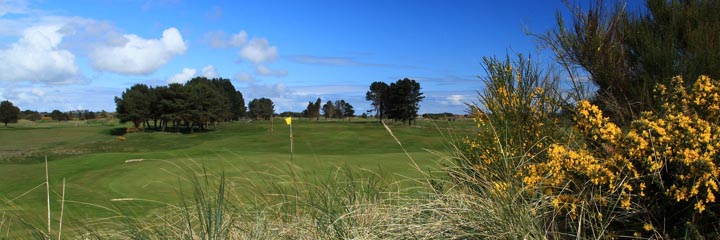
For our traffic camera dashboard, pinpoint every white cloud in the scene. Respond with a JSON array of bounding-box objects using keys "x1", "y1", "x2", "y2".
[
  {"x1": 445, "y1": 95, "x2": 466, "y2": 105},
  {"x1": 204, "y1": 31, "x2": 286, "y2": 79},
  {"x1": 234, "y1": 72, "x2": 255, "y2": 84},
  {"x1": 0, "y1": 24, "x2": 83, "y2": 84},
  {"x1": 31, "y1": 87, "x2": 45, "y2": 96},
  {"x1": 230, "y1": 32, "x2": 247, "y2": 47},
  {"x1": 167, "y1": 68, "x2": 196, "y2": 84},
  {"x1": 240, "y1": 38, "x2": 277, "y2": 63},
  {"x1": 204, "y1": 30, "x2": 246, "y2": 48},
  {"x1": 201, "y1": 65, "x2": 218, "y2": 78},
  {"x1": 255, "y1": 65, "x2": 287, "y2": 77},
  {"x1": 90, "y1": 27, "x2": 187, "y2": 75}
]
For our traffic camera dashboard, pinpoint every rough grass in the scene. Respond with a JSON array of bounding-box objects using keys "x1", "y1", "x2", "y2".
[{"x1": 2, "y1": 145, "x2": 550, "y2": 239}]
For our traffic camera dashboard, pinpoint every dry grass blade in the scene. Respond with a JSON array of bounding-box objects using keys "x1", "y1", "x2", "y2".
[
  {"x1": 58, "y1": 178, "x2": 65, "y2": 240},
  {"x1": 45, "y1": 156, "x2": 51, "y2": 239}
]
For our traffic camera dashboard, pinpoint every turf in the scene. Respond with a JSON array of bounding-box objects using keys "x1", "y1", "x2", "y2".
[{"x1": 0, "y1": 118, "x2": 474, "y2": 220}]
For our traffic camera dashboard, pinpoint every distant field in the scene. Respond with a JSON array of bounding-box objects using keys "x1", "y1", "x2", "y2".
[{"x1": 0, "y1": 118, "x2": 474, "y2": 220}]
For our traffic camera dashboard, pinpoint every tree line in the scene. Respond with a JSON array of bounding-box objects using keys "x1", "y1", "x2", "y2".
[
  {"x1": 365, "y1": 78, "x2": 424, "y2": 125},
  {"x1": 114, "y1": 77, "x2": 246, "y2": 132},
  {"x1": 2, "y1": 77, "x2": 426, "y2": 128},
  {"x1": 1, "y1": 100, "x2": 115, "y2": 127},
  {"x1": 301, "y1": 98, "x2": 356, "y2": 120}
]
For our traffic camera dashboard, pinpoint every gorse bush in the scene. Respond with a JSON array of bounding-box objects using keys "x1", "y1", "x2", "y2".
[
  {"x1": 460, "y1": 50, "x2": 720, "y2": 238},
  {"x1": 524, "y1": 75, "x2": 720, "y2": 238},
  {"x1": 461, "y1": 55, "x2": 563, "y2": 192},
  {"x1": 455, "y1": 55, "x2": 565, "y2": 238}
]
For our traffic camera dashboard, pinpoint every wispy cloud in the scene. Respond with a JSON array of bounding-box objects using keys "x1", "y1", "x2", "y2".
[
  {"x1": 409, "y1": 74, "x2": 478, "y2": 86},
  {"x1": 141, "y1": 0, "x2": 182, "y2": 11},
  {"x1": 206, "y1": 5, "x2": 223, "y2": 20},
  {"x1": 233, "y1": 72, "x2": 256, "y2": 84},
  {"x1": 0, "y1": 84, "x2": 121, "y2": 111},
  {"x1": 292, "y1": 85, "x2": 366, "y2": 97},
  {"x1": 286, "y1": 55, "x2": 420, "y2": 69},
  {"x1": 203, "y1": 30, "x2": 246, "y2": 48},
  {"x1": 255, "y1": 65, "x2": 287, "y2": 77},
  {"x1": 0, "y1": 0, "x2": 28, "y2": 17}
]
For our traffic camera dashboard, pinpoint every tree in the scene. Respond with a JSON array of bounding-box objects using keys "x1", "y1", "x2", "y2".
[
  {"x1": 232, "y1": 90, "x2": 246, "y2": 120},
  {"x1": 333, "y1": 99, "x2": 355, "y2": 120},
  {"x1": 314, "y1": 98, "x2": 322, "y2": 120},
  {"x1": 85, "y1": 111, "x2": 96, "y2": 120},
  {"x1": 248, "y1": 98, "x2": 274, "y2": 120},
  {"x1": 334, "y1": 100, "x2": 346, "y2": 119},
  {"x1": 156, "y1": 83, "x2": 190, "y2": 131},
  {"x1": 189, "y1": 77, "x2": 245, "y2": 121},
  {"x1": 322, "y1": 101, "x2": 336, "y2": 119},
  {"x1": 19, "y1": 110, "x2": 41, "y2": 121},
  {"x1": 386, "y1": 78, "x2": 424, "y2": 125},
  {"x1": 0, "y1": 100, "x2": 20, "y2": 127},
  {"x1": 186, "y1": 80, "x2": 226, "y2": 131},
  {"x1": 115, "y1": 84, "x2": 152, "y2": 128},
  {"x1": 280, "y1": 111, "x2": 303, "y2": 118},
  {"x1": 538, "y1": 0, "x2": 720, "y2": 124},
  {"x1": 49, "y1": 110, "x2": 69, "y2": 122},
  {"x1": 114, "y1": 76, "x2": 247, "y2": 133},
  {"x1": 366, "y1": 81, "x2": 389, "y2": 122},
  {"x1": 344, "y1": 101, "x2": 355, "y2": 119},
  {"x1": 303, "y1": 101, "x2": 314, "y2": 118}
]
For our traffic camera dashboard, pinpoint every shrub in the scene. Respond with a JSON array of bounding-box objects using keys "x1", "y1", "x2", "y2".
[
  {"x1": 524, "y1": 75, "x2": 720, "y2": 238},
  {"x1": 461, "y1": 55, "x2": 563, "y2": 191},
  {"x1": 456, "y1": 54, "x2": 565, "y2": 238}
]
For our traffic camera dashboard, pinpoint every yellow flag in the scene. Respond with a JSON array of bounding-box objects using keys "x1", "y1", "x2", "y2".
[{"x1": 285, "y1": 117, "x2": 292, "y2": 125}]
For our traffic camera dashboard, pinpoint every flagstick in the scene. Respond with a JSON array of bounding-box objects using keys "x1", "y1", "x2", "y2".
[{"x1": 289, "y1": 122, "x2": 294, "y2": 162}]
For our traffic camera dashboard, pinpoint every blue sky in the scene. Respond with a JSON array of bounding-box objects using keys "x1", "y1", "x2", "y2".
[{"x1": 0, "y1": 0, "x2": 641, "y2": 114}]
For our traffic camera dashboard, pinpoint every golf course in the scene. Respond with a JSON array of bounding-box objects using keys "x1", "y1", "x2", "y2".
[{"x1": 0, "y1": 118, "x2": 472, "y2": 227}]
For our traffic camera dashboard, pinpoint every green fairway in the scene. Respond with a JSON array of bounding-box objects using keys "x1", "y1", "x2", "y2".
[{"x1": 0, "y1": 118, "x2": 473, "y2": 220}]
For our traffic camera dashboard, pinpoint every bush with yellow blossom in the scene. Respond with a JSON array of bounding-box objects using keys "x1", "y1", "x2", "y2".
[
  {"x1": 459, "y1": 55, "x2": 562, "y2": 194},
  {"x1": 524, "y1": 75, "x2": 720, "y2": 238}
]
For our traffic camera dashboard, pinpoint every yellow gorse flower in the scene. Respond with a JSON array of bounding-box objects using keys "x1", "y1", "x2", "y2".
[{"x1": 522, "y1": 75, "x2": 720, "y2": 232}]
